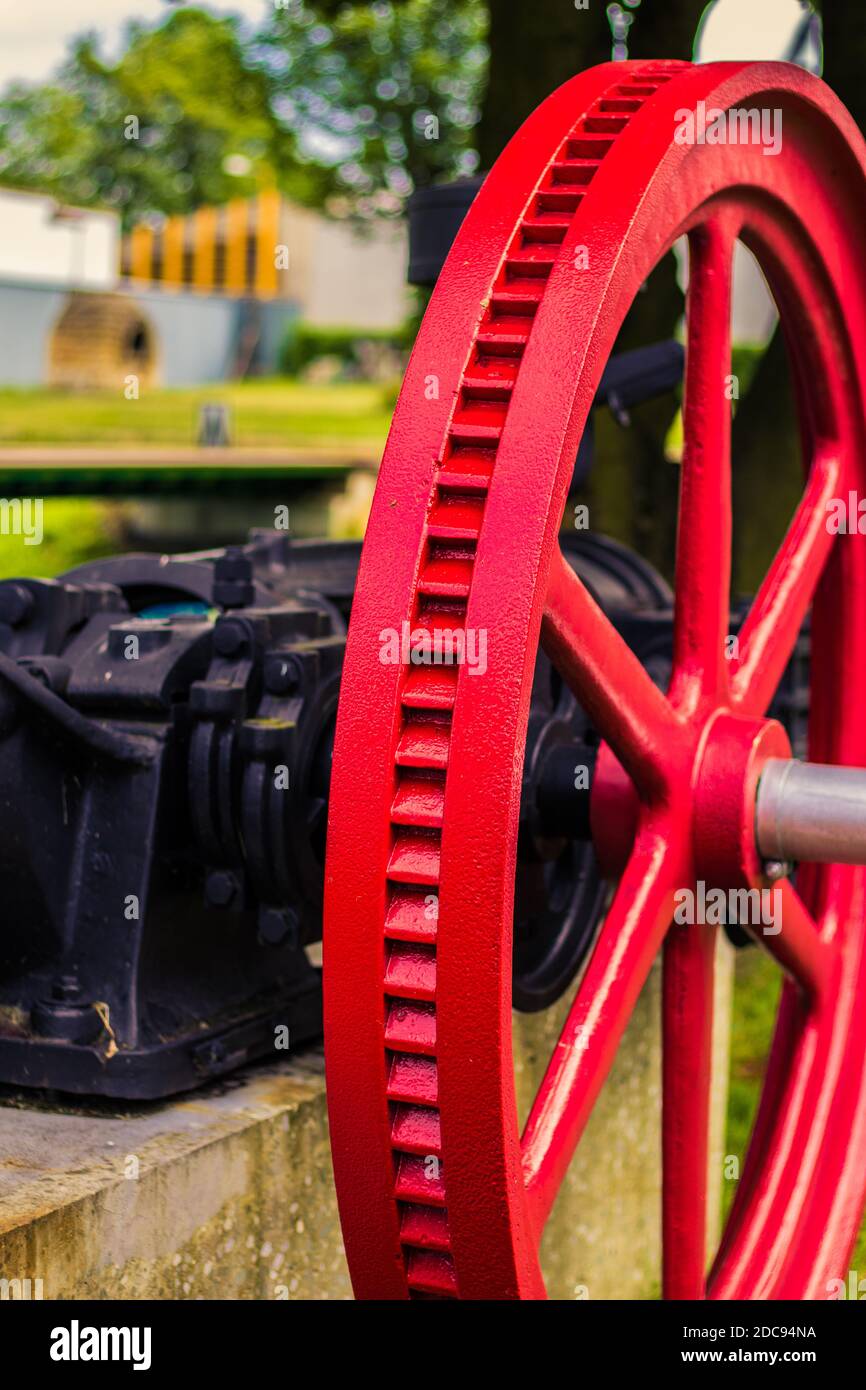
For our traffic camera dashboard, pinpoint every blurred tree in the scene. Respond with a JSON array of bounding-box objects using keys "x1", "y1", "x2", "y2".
[
  {"x1": 0, "y1": 1, "x2": 487, "y2": 223},
  {"x1": 3, "y1": 0, "x2": 856, "y2": 587},
  {"x1": 306, "y1": 1, "x2": 709, "y2": 171},
  {"x1": 254, "y1": 0, "x2": 486, "y2": 216},
  {"x1": 0, "y1": 8, "x2": 280, "y2": 227}
]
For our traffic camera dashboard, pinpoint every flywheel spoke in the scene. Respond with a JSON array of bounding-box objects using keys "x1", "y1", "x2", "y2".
[
  {"x1": 521, "y1": 829, "x2": 683, "y2": 1235},
  {"x1": 669, "y1": 218, "x2": 735, "y2": 714},
  {"x1": 731, "y1": 451, "x2": 840, "y2": 716},
  {"x1": 753, "y1": 879, "x2": 835, "y2": 1002},
  {"x1": 542, "y1": 548, "x2": 680, "y2": 799},
  {"x1": 662, "y1": 919, "x2": 716, "y2": 1298}
]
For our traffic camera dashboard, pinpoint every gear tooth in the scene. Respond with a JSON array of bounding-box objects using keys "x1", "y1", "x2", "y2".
[
  {"x1": 384, "y1": 889, "x2": 438, "y2": 944},
  {"x1": 427, "y1": 494, "x2": 486, "y2": 541},
  {"x1": 387, "y1": 1053, "x2": 438, "y2": 1106},
  {"x1": 417, "y1": 554, "x2": 475, "y2": 601},
  {"x1": 550, "y1": 159, "x2": 600, "y2": 189},
  {"x1": 390, "y1": 1102, "x2": 442, "y2": 1156},
  {"x1": 463, "y1": 353, "x2": 525, "y2": 387},
  {"x1": 450, "y1": 400, "x2": 508, "y2": 445},
  {"x1": 396, "y1": 716, "x2": 451, "y2": 770},
  {"x1": 475, "y1": 319, "x2": 534, "y2": 353},
  {"x1": 401, "y1": 664, "x2": 460, "y2": 710},
  {"x1": 385, "y1": 941, "x2": 437, "y2": 1001},
  {"x1": 411, "y1": 601, "x2": 469, "y2": 664},
  {"x1": 583, "y1": 115, "x2": 630, "y2": 136},
  {"x1": 400, "y1": 1204, "x2": 451, "y2": 1252},
  {"x1": 387, "y1": 830, "x2": 441, "y2": 886},
  {"x1": 394, "y1": 1153, "x2": 446, "y2": 1207},
  {"x1": 384, "y1": 999, "x2": 436, "y2": 1055},
  {"x1": 436, "y1": 448, "x2": 496, "y2": 494},
  {"x1": 504, "y1": 243, "x2": 558, "y2": 278},
  {"x1": 391, "y1": 772, "x2": 446, "y2": 829},
  {"x1": 566, "y1": 135, "x2": 615, "y2": 160},
  {"x1": 406, "y1": 1249, "x2": 458, "y2": 1297}
]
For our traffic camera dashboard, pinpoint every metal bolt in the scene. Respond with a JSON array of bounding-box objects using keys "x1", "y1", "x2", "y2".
[
  {"x1": 0, "y1": 584, "x2": 34, "y2": 628},
  {"x1": 264, "y1": 653, "x2": 301, "y2": 695},
  {"x1": 764, "y1": 860, "x2": 790, "y2": 882},
  {"x1": 258, "y1": 906, "x2": 300, "y2": 948},
  {"x1": 213, "y1": 619, "x2": 247, "y2": 657},
  {"x1": 205, "y1": 870, "x2": 239, "y2": 908},
  {"x1": 52, "y1": 974, "x2": 81, "y2": 1002}
]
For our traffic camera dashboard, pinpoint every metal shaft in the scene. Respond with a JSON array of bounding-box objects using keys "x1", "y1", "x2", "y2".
[{"x1": 756, "y1": 758, "x2": 866, "y2": 866}]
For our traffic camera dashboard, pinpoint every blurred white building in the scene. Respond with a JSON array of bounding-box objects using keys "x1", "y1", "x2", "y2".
[{"x1": 0, "y1": 186, "x2": 409, "y2": 387}]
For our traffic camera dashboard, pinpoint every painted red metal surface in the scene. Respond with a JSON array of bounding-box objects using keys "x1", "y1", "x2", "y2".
[{"x1": 324, "y1": 59, "x2": 866, "y2": 1299}]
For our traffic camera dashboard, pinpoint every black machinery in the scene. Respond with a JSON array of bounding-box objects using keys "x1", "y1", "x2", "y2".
[
  {"x1": 0, "y1": 518, "x2": 807, "y2": 1098},
  {"x1": 0, "y1": 191, "x2": 807, "y2": 1100}
]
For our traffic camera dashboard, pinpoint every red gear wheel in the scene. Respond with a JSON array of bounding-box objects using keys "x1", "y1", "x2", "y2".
[{"x1": 324, "y1": 59, "x2": 866, "y2": 1299}]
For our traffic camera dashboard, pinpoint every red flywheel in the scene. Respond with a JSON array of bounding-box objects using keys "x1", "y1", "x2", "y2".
[{"x1": 324, "y1": 59, "x2": 866, "y2": 1299}]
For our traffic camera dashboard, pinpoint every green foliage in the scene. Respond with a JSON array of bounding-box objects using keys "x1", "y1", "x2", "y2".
[
  {"x1": 256, "y1": 0, "x2": 487, "y2": 214},
  {"x1": 0, "y1": 2, "x2": 487, "y2": 227},
  {"x1": 0, "y1": 381, "x2": 392, "y2": 448},
  {"x1": 277, "y1": 319, "x2": 413, "y2": 375},
  {"x1": 725, "y1": 948, "x2": 782, "y2": 1205},
  {"x1": 0, "y1": 499, "x2": 121, "y2": 581},
  {"x1": 725, "y1": 947, "x2": 866, "y2": 1263}
]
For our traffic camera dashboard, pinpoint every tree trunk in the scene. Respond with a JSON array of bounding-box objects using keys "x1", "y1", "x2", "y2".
[
  {"x1": 478, "y1": 0, "x2": 707, "y2": 168},
  {"x1": 732, "y1": 4, "x2": 866, "y2": 593}
]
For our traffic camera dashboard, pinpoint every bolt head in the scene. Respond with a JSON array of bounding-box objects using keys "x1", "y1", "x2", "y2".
[
  {"x1": 205, "y1": 870, "x2": 238, "y2": 908},
  {"x1": 0, "y1": 584, "x2": 33, "y2": 628},
  {"x1": 264, "y1": 653, "x2": 301, "y2": 695},
  {"x1": 764, "y1": 859, "x2": 790, "y2": 882},
  {"x1": 258, "y1": 907, "x2": 300, "y2": 948},
  {"x1": 52, "y1": 974, "x2": 81, "y2": 1002},
  {"x1": 213, "y1": 619, "x2": 247, "y2": 657}
]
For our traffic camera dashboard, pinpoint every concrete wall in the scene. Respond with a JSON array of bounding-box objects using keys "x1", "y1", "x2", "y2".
[
  {"x1": 0, "y1": 281, "x2": 66, "y2": 385},
  {"x1": 0, "y1": 280, "x2": 299, "y2": 387},
  {"x1": 124, "y1": 288, "x2": 300, "y2": 383},
  {"x1": 0, "y1": 189, "x2": 118, "y2": 292},
  {"x1": 279, "y1": 201, "x2": 409, "y2": 331},
  {"x1": 118, "y1": 286, "x2": 239, "y2": 386},
  {"x1": 306, "y1": 217, "x2": 409, "y2": 329}
]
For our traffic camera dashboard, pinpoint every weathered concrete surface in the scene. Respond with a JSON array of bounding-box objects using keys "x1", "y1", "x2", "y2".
[
  {"x1": 0, "y1": 943, "x2": 732, "y2": 1301},
  {"x1": 0, "y1": 1051, "x2": 350, "y2": 1300}
]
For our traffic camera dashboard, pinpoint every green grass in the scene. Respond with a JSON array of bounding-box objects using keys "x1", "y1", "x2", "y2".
[
  {"x1": 664, "y1": 344, "x2": 765, "y2": 463},
  {"x1": 0, "y1": 380, "x2": 394, "y2": 449},
  {"x1": 725, "y1": 947, "x2": 866, "y2": 1281},
  {"x1": 0, "y1": 498, "x2": 122, "y2": 580}
]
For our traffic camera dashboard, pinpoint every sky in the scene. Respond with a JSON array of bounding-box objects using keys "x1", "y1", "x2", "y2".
[
  {"x1": 0, "y1": 0, "x2": 815, "y2": 93},
  {"x1": 0, "y1": 1, "x2": 270, "y2": 91}
]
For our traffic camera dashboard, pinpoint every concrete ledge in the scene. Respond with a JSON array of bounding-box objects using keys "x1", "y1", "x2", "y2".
[
  {"x1": 0, "y1": 1051, "x2": 350, "y2": 1300},
  {"x1": 0, "y1": 942, "x2": 732, "y2": 1300}
]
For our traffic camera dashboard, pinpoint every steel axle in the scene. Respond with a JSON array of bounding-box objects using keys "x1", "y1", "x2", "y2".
[{"x1": 757, "y1": 759, "x2": 866, "y2": 867}]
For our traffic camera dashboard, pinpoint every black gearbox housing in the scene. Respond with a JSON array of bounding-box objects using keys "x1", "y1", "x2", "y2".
[
  {"x1": 0, "y1": 524, "x2": 808, "y2": 1098},
  {"x1": 0, "y1": 532, "x2": 356, "y2": 1098}
]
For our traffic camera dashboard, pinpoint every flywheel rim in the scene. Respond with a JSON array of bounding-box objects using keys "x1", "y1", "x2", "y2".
[{"x1": 324, "y1": 58, "x2": 866, "y2": 1300}]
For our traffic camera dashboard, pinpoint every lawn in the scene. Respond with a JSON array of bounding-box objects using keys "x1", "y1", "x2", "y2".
[
  {"x1": 0, "y1": 499, "x2": 123, "y2": 581},
  {"x1": 0, "y1": 379, "x2": 394, "y2": 449}
]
